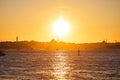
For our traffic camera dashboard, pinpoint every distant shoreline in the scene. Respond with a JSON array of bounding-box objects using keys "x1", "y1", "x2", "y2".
[{"x1": 0, "y1": 40, "x2": 120, "y2": 51}]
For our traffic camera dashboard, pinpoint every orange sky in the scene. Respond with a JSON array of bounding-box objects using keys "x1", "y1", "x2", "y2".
[{"x1": 0, "y1": 0, "x2": 120, "y2": 43}]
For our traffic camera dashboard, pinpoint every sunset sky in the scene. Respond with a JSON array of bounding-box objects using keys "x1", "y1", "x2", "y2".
[{"x1": 0, "y1": 0, "x2": 120, "y2": 43}]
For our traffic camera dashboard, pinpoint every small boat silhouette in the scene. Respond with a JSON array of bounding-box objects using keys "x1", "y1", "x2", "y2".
[{"x1": 0, "y1": 50, "x2": 5, "y2": 56}]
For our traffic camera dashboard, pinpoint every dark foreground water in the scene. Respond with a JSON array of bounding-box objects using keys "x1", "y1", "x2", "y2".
[{"x1": 0, "y1": 50, "x2": 120, "y2": 80}]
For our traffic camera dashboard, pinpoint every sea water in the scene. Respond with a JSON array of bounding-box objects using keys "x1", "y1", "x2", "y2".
[{"x1": 0, "y1": 50, "x2": 120, "y2": 80}]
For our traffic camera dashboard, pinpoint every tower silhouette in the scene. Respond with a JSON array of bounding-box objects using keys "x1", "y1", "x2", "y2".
[{"x1": 16, "y1": 36, "x2": 18, "y2": 42}]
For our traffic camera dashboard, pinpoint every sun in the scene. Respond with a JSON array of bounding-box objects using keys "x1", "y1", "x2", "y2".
[{"x1": 52, "y1": 17, "x2": 70, "y2": 36}]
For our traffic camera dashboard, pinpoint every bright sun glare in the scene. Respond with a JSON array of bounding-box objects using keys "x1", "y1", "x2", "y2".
[{"x1": 52, "y1": 17, "x2": 70, "y2": 36}]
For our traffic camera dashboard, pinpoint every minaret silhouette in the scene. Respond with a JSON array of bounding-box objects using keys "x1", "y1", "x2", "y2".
[{"x1": 16, "y1": 36, "x2": 18, "y2": 42}]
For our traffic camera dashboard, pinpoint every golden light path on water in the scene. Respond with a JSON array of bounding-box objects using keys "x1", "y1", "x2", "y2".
[{"x1": 52, "y1": 51, "x2": 70, "y2": 80}]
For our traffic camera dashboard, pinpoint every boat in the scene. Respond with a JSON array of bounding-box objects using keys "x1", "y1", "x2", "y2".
[{"x1": 0, "y1": 50, "x2": 5, "y2": 56}]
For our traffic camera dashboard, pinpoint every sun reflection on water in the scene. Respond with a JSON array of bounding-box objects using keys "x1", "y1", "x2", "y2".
[{"x1": 52, "y1": 52, "x2": 70, "y2": 80}]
